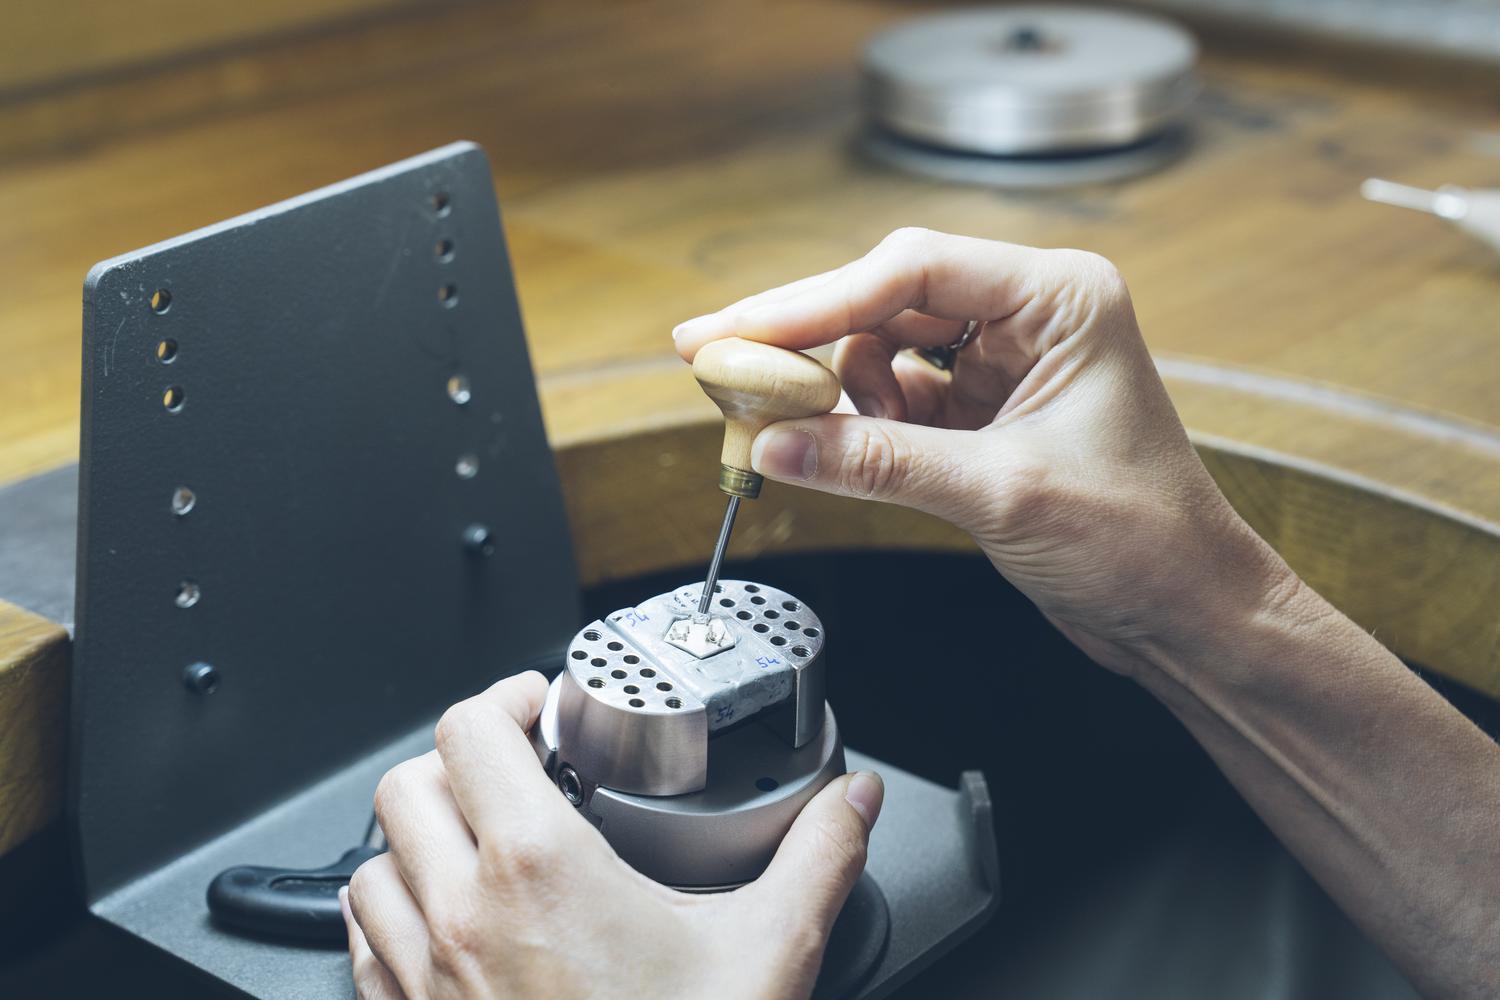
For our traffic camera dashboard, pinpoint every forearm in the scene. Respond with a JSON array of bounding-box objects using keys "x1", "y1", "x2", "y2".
[{"x1": 1135, "y1": 549, "x2": 1500, "y2": 998}]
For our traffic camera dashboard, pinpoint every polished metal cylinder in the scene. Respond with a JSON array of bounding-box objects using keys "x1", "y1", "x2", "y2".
[
  {"x1": 531, "y1": 580, "x2": 842, "y2": 888},
  {"x1": 863, "y1": 6, "x2": 1197, "y2": 156}
]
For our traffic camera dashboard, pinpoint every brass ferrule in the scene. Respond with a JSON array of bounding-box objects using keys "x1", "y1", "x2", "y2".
[{"x1": 718, "y1": 465, "x2": 763, "y2": 499}]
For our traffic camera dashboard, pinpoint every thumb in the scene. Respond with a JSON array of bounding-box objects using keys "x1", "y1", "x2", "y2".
[
  {"x1": 753, "y1": 771, "x2": 884, "y2": 944},
  {"x1": 752, "y1": 414, "x2": 985, "y2": 526}
]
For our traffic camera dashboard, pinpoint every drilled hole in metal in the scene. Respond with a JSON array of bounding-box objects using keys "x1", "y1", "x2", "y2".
[
  {"x1": 750, "y1": 595, "x2": 766, "y2": 605},
  {"x1": 607, "y1": 641, "x2": 624, "y2": 651},
  {"x1": 430, "y1": 192, "x2": 451, "y2": 216},
  {"x1": 656, "y1": 681, "x2": 672, "y2": 691},
  {"x1": 434, "y1": 238, "x2": 455, "y2": 262},
  {"x1": 640, "y1": 667, "x2": 656, "y2": 678},
  {"x1": 558, "y1": 768, "x2": 583, "y2": 805},
  {"x1": 792, "y1": 645, "x2": 810, "y2": 657},
  {"x1": 571, "y1": 650, "x2": 587, "y2": 660},
  {"x1": 175, "y1": 580, "x2": 200, "y2": 608},
  {"x1": 764, "y1": 609, "x2": 780, "y2": 619},
  {"x1": 456, "y1": 453, "x2": 479, "y2": 478},
  {"x1": 156, "y1": 339, "x2": 177, "y2": 363},
  {"x1": 171, "y1": 487, "x2": 195, "y2": 516},
  {"x1": 784, "y1": 621, "x2": 800, "y2": 631},
  {"x1": 782, "y1": 600, "x2": 800, "y2": 611},
  {"x1": 447, "y1": 374, "x2": 471, "y2": 405},
  {"x1": 587, "y1": 677, "x2": 604, "y2": 688},
  {"x1": 182, "y1": 662, "x2": 219, "y2": 694},
  {"x1": 623, "y1": 684, "x2": 640, "y2": 695},
  {"x1": 804, "y1": 627, "x2": 820, "y2": 638},
  {"x1": 150, "y1": 288, "x2": 172, "y2": 313},
  {"x1": 665, "y1": 697, "x2": 682, "y2": 709},
  {"x1": 163, "y1": 386, "x2": 184, "y2": 412},
  {"x1": 770, "y1": 635, "x2": 787, "y2": 646},
  {"x1": 623, "y1": 654, "x2": 640, "y2": 665},
  {"x1": 591, "y1": 657, "x2": 608, "y2": 668},
  {"x1": 611, "y1": 669, "x2": 627, "y2": 679},
  {"x1": 744, "y1": 584, "x2": 760, "y2": 592},
  {"x1": 719, "y1": 598, "x2": 734, "y2": 607},
  {"x1": 439, "y1": 284, "x2": 459, "y2": 307},
  {"x1": 583, "y1": 630, "x2": 601, "y2": 641},
  {"x1": 736, "y1": 610, "x2": 752, "y2": 620},
  {"x1": 756, "y1": 776, "x2": 779, "y2": 792},
  {"x1": 753, "y1": 623, "x2": 769, "y2": 633},
  {"x1": 629, "y1": 698, "x2": 645, "y2": 708}
]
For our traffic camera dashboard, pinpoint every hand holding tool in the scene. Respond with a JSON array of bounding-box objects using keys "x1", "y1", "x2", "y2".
[{"x1": 691, "y1": 339, "x2": 841, "y2": 614}]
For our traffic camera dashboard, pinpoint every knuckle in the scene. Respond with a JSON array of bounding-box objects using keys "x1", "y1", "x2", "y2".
[
  {"x1": 1059, "y1": 249, "x2": 1132, "y2": 310},
  {"x1": 372, "y1": 763, "x2": 411, "y2": 823},
  {"x1": 345, "y1": 858, "x2": 379, "y2": 911},
  {"x1": 433, "y1": 702, "x2": 474, "y2": 757},
  {"x1": 478, "y1": 827, "x2": 560, "y2": 886},
  {"x1": 837, "y1": 425, "x2": 910, "y2": 500},
  {"x1": 877, "y1": 226, "x2": 937, "y2": 255}
]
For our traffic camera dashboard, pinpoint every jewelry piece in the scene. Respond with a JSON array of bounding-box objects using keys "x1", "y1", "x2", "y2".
[{"x1": 916, "y1": 319, "x2": 982, "y2": 371}]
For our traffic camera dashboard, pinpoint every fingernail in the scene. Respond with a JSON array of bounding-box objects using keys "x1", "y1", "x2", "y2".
[
  {"x1": 672, "y1": 315, "x2": 712, "y2": 342},
  {"x1": 338, "y1": 884, "x2": 352, "y2": 921},
  {"x1": 845, "y1": 771, "x2": 884, "y2": 828},
  {"x1": 752, "y1": 428, "x2": 817, "y2": 481},
  {"x1": 852, "y1": 394, "x2": 889, "y2": 420}
]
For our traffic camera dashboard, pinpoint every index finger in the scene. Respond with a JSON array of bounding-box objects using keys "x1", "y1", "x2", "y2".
[
  {"x1": 432, "y1": 670, "x2": 572, "y2": 840},
  {"x1": 671, "y1": 229, "x2": 1053, "y2": 360}
]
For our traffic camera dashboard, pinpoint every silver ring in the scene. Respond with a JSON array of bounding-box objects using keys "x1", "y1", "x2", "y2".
[{"x1": 916, "y1": 320, "x2": 981, "y2": 371}]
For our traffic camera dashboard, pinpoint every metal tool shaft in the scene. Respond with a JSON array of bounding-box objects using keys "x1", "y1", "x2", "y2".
[
  {"x1": 1361, "y1": 178, "x2": 1469, "y2": 221},
  {"x1": 698, "y1": 495, "x2": 741, "y2": 615}
]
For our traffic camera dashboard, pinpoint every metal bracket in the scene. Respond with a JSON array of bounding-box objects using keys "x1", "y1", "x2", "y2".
[{"x1": 73, "y1": 141, "x2": 579, "y2": 902}]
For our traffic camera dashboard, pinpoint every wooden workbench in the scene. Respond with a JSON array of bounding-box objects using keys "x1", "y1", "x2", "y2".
[{"x1": 3, "y1": 0, "x2": 1500, "y2": 860}]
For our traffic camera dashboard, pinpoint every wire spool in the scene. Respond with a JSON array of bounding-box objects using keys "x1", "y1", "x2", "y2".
[{"x1": 861, "y1": 5, "x2": 1199, "y2": 187}]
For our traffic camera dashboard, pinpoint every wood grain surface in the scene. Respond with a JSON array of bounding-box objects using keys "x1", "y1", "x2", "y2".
[{"x1": 3, "y1": 0, "x2": 1500, "y2": 856}]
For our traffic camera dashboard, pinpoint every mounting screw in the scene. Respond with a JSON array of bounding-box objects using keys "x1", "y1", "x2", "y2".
[
  {"x1": 182, "y1": 662, "x2": 220, "y2": 695},
  {"x1": 557, "y1": 766, "x2": 584, "y2": 806},
  {"x1": 463, "y1": 523, "x2": 495, "y2": 556}
]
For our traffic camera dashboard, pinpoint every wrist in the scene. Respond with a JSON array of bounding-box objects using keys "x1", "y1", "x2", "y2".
[{"x1": 1129, "y1": 516, "x2": 1325, "y2": 695}]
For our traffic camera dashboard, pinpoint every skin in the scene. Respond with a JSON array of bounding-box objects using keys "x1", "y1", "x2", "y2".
[{"x1": 349, "y1": 228, "x2": 1500, "y2": 999}]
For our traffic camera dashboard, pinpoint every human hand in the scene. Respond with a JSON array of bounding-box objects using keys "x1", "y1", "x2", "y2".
[
  {"x1": 673, "y1": 229, "x2": 1294, "y2": 677},
  {"x1": 342, "y1": 671, "x2": 885, "y2": 1000}
]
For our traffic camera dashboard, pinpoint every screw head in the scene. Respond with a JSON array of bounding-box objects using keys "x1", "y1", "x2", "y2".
[
  {"x1": 557, "y1": 766, "x2": 584, "y2": 806},
  {"x1": 463, "y1": 524, "x2": 495, "y2": 556},
  {"x1": 183, "y1": 662, "x2": 220, "y2": 695}
]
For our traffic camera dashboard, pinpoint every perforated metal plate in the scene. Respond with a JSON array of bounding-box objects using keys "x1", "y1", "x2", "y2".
[{"x1": 73, "y1": 142, "x2": 579, "y2": 902}]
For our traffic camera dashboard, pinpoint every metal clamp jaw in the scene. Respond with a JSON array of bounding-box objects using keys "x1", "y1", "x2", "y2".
[{"x1": 531, "y1": 580, "x2": 843, "y2": 889}]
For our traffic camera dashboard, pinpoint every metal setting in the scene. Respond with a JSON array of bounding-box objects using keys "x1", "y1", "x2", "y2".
[
  {"x1": 540, "y1": 580, "x2": 837, "y2": 886},
  {"x1": 556, "y1": 579, "x2": 826, "y2": 797},
  {"x1": 537, "y1": 583, "x2": 843, "y2": 893},
  {"x1": 664, "y1": 614, "x2": 738, "y2": 658}
]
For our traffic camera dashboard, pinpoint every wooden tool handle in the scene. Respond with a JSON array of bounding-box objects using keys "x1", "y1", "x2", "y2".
[{"x1": 692, "y1": 338, "x2": 842, "y2": 497}]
